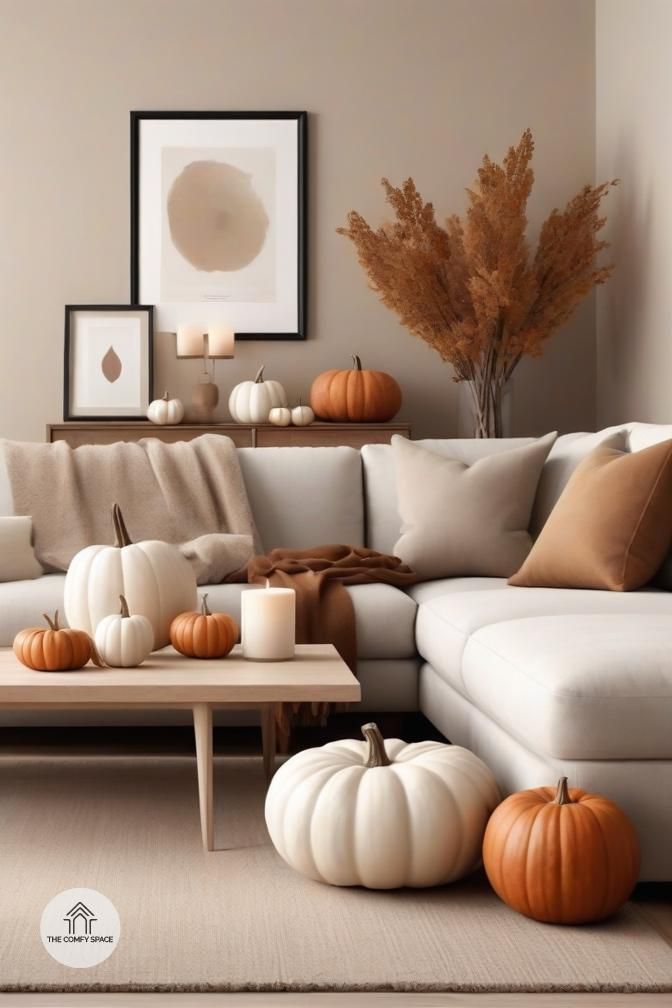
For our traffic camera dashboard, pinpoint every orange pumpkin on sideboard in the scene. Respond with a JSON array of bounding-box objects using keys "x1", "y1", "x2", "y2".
[{"x1": 310, "y1": 355, "x2": 402, "y2": 423}]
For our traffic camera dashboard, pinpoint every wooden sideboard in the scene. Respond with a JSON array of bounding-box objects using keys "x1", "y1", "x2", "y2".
[{"x1": 47, "y1": 421, "x2": 411, "y2": 449}]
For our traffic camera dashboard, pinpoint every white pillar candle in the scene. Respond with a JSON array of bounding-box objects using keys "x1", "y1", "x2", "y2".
[
  {"x1": 176, "y1": 325, "x2": 205, "y2": 358},
  {"x1": 241, "y1": 583, "x2": 295, "y2": 661},
  {"x1": 207, "y1": 324, "x2": 235, "y2": 358}
]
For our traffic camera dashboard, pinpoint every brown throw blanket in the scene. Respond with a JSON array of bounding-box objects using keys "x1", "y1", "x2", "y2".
[
  {"x1": 247, "y1": 545, "x2": 419, "y2": 746},
  {"x1": 2, "y1": 434, "x2": 260, "y2": 573}
]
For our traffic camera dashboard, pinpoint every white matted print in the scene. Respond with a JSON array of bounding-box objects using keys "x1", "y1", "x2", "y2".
[
  {"x1": 161, "y1": 146, "x2": 276, "y2": 304},
  {"x1": 131, "y1": 112, "x2": 306, "y2": 339},
  {"x1": 64, "y1": 306, "x2": 153, "y2": 420}
]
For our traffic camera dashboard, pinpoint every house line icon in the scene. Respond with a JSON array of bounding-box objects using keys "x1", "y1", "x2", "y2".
[{"x1": 63, "y1": 902, "x2": 97, "y2": 935}]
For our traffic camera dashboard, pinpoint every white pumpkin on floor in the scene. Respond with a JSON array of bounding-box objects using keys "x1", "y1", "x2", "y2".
[
  {"x1": 265, "y1": 722, "x2": 500, "y2": 889},
  {"x1": 64, "y1": 503, "x2": 197, "y2": 649},
  {"x1": 94, "y1": 595, "x2": 154, "y2": 667}
]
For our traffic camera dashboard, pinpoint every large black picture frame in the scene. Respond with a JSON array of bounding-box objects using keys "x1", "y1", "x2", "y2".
[{"x1": 130, "y1": 110, "x2": 307, "y2": 341}]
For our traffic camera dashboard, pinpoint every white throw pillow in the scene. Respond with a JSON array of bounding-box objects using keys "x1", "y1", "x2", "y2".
[
  {"x1": 391, "y1": 432, "x2": 557, "y2": 579},
  {"x1": 0, "y1": 516, "x2": 43, "y2": 582}
]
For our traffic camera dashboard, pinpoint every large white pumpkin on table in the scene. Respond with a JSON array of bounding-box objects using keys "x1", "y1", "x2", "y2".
[
  {"x1": 64, "y1": 503, "x2": 197, "y2": 649},
  {"x1": 265, "y1": 722, "x2": 500, "y2": 889},
  {"x1": 228, "y1": 365, "x2": 287, "y2": 424}
]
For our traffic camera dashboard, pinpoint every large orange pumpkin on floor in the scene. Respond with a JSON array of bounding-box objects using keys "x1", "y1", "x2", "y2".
[
  {"x1": 483, "y1": 777, "x2": 640, "y2": 924},
  {"x1": 310, "y1": 355, "x2": 402, "y2": 422},
  {"x1": 170, "y1": 594, "x2": 238, "y2": 659},
  {"x1": 13, "y1": 611, "x2": 98, "y2": 672}
]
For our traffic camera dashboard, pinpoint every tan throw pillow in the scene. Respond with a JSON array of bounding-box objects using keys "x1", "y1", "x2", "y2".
[
  {"x1": 0, "y1": 516, "x2": 43, "y2": 582},
  {"x1": 509, "y1": 438, "x2": 672, "y2": 591},
  {"x1": 391, "y1": 432, "x2": 556, "y2": 580}
]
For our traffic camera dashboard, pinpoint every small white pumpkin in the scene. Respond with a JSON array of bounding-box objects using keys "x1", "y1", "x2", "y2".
[
  {"x1": 228, "y1": 366, "x2": 287, "y2": 424},
  {"x1": 268, "y1": 407, "x2": 292, "y2": 427},
  {"x1": 265, "y1": 722, "x2": 500, "y2": 889},
  {"x1": 147, "y1": 391, "x2": 184, "y2": 425},
  {"x1": 64, "y1": 503, "x2": 197, "y2": 649},
  {"x1": 95, "y1": 594, "x2": 154, "y2": 667},
  {"x1": 291, "y1": 402, "x2": 315, "y2": 426}
]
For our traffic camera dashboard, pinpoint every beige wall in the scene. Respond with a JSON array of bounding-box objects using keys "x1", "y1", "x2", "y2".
[
  {"x1": 596, "y1": 0, "x2": 672, "y2": 426},
  {"x1": 0, "y1": 0, "x2": 596, "y2": 442}
]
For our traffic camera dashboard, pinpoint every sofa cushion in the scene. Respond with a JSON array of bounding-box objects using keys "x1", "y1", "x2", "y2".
[
  {"x1": 392, "y1": 434, "x2": 555, "y2": 579},
  {"x1": 530, "y1": 428, "x2": 625, "y2": 535},
  {"x1": 415, "y1": 582, "x2": 672, "y2": 698},
  {"x1": 511, "y1": 438, "x2": 672, "y2": 591},
  {"x1": 408, "y1": 577, "x2": 508, "y2": 606},
  {"x1": 238, "y1": 446, "x2": 363, "y2": 551},
  {"x1": 462, "y1": 614, "x2": 672, "y2": 760},
  {"x1": 0, "y1": 517, "x2": 42, "y2": 582},
  {"x1": 174, "y1": 582, "x2": 417, "y2": 661},
  {"x1": 0, "y1": 577, "x2": 416, "y2": 659},
  {"x1": 0, "y1": 574, "x2": 67, "y2": 646},
  {"x1": 361, "y1": 438, "x2": 534, "y2": 554}
]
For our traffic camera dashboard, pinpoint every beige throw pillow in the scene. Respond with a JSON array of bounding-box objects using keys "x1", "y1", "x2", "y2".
[
  {"x1": 391, "y1": 432, "x2": 557, "y2": 580},
  {"x1": 0, "y1": 516, "x2": 43, "y2": 582},
  {"x1": 509, "y1": 438, "x2": 672, "y2": 591}
]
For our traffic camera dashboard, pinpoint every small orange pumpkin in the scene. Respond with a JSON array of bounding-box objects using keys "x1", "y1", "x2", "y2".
[
  {"x1": 310, "y1": 354, "x2": 402, "y2": 422},
  {"x1": 483, "y1": 777, "x2": 640, "y2": 924},
  {"x1": 13, "y1": 611, "x2": 99, "y2": 672},
  {"x1": 169, "y1": 594, "x2": 238, "y2": 659}
]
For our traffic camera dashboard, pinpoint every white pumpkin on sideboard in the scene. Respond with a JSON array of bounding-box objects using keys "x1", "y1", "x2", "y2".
[
  {"x1": 147, "y1": 391, "x2": 185, "y2": 425},
  {"x1": 265, "y1": 722, "x2": 500, "y2": 889},
  {"x1": 228, "y1": 366, "x2": 287, "y2": 424},
  {"x1": 291, "y1": 402, "x2": 315, "y2": 426},
  {"x1": 64, "y1": 504, "x2": 197, "y2": 648},
  {"x1": 268, "y1": 407, "x2": 292, "y2": 427},
  {"x1": 94, "y1": 595, "x2": 154, "y2": 667}
]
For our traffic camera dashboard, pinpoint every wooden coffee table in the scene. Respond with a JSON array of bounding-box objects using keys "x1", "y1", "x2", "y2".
[{"x1": 0, "y1": 643, "x2": 360, "y2": 851}]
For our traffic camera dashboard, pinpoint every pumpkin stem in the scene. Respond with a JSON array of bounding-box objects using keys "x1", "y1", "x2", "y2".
[
  {"x1": 352, "y1": 354, "x2": 362, "y2": 371},
  {"x1": 89, "y1": 636, "x2": 107, "y2": 668},
  {"x1": 201, "y1": 593, "x2": 211, "y2": 616},
  {"x1": 254, "y1": 365, "x2": 265, "y2": 383},
  {"x1": 112, "y1": 503, "x2": 133, "y2": 548},
  {"x1": 554, "y1": 777, "x2": 572, "y2": 805},
  {"x1": 119, "y1": 595, "x2": 130, "y2": 619},
  {"x1": 162, "y1": 391, "x2": 169, "y2": 400},
  {"x1": 43, "y1": 611, "x2": 59, "y2": 632},
  {"x1": 362, "y1": 722, "x2": 391, "y2": 767}
]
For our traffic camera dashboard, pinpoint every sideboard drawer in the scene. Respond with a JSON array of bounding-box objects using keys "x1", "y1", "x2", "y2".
[{"x1": 253, "y1": 424, "x2": 410, "y2": 448}]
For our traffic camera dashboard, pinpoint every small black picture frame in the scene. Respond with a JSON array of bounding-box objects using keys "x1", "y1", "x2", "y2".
[
  {"x1": 64, "y1": 304, "x2": 154, "y2": 421},
  {"x1": 130, "y1": 110, "x2": 307, "y2": 340}
]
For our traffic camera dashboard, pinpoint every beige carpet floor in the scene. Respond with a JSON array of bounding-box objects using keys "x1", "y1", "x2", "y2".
[{"x1": 0, "y1": 755, "x2": 671, "y2": 993}]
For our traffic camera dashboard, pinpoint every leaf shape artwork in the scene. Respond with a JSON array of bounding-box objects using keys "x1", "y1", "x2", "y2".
[{"x1": 101, "y1": 345, "x2": 122, "y2": 383}]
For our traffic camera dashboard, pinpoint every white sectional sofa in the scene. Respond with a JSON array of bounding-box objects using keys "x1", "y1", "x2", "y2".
[{"x1": 1, "y1": 423, "x2": 671, "y2": 879}]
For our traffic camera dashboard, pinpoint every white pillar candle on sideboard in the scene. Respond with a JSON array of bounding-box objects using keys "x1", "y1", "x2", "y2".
[
  {"x1": 241, "y1": 583, "x2": 296, "y2": 661},
  {"x1": 207, "y1": 324, "x2": 235, "y2": 358},
  {"x1": 176, "y1": 324, "x2": 204, "y2": 358}
]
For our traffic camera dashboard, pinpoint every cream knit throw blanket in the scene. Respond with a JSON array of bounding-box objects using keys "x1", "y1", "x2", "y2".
[{"x1": 2, "y1": 434, "x2": 259, "y2": 575}]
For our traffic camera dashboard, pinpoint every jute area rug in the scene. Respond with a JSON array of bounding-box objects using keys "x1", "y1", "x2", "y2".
[{"x1": 1, "y1": 755, "x2": 671, "y2": 993}]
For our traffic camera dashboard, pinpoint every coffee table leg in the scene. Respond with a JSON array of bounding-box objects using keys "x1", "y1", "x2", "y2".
[
  {"x1": 260, "y1": 704, "x2": 277, "y2": 783},
  {"x1": 193, "y1": 703, "x2": 214, "y2": 851}
]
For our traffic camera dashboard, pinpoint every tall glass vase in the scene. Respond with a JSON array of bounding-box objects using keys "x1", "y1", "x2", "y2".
[{"x1": 458, "y1": 380, "x2": 512, "y2": 438}]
